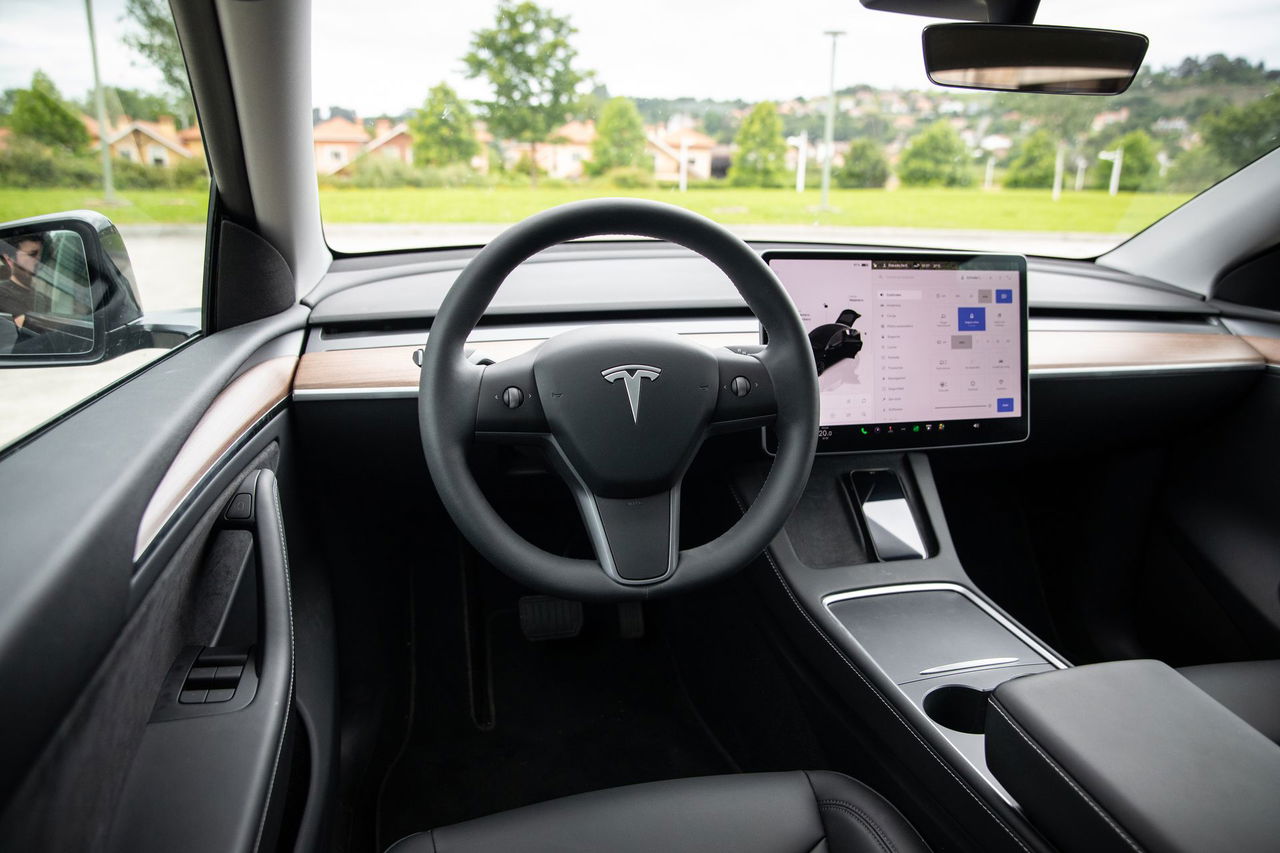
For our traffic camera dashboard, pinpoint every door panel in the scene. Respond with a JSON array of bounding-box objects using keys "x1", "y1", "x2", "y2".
[
  {"x1": 108, "y1": 468, "x2": 296, "y2": 853},
  {"x1": 0, "y1": 309, "x2": 307, "y2": 846}
]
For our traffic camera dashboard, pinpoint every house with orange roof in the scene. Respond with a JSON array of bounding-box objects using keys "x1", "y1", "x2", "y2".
[
  {"x1": 312, "y1": 115, "x2": 371, "y2": 174},
  {"x1": 495, "y1": 120, "x2": 715, "y2": 182},
  {"x1": 81, "y1": 114, "x2": 200, "y2": 166},
  {"x1": 646, "y1": 125, "x2": 715, "y2": 183},
  {"x1": 316, "y1": 115, "x2": 426, "y2": 176},
  {"x1": 361, "y1": 118, "x2": 414, "y2": 167},
  {"x1": 178, "y1": 125, "x2": 204, "y2": 159},
  {"x1": 500, "y1": 119, "x2": 596, "y2": 179}
]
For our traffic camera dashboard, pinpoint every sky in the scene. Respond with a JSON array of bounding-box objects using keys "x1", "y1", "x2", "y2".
[{"x1": 2, "y1": 0, "x2": 1278, "y2": 117}]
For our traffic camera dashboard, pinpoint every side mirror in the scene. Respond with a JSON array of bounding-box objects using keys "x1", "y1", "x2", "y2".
[
  {"x1": 922, "y1": 23, "x2": 1149, "y2": 95},
  {"x1": 0, "y1": 210, "x2": 189, "y2": 367}
]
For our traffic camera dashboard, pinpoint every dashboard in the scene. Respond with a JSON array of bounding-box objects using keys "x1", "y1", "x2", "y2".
[{"x1": 294, "y1": 241, "x2": 1273, "y2": 459}]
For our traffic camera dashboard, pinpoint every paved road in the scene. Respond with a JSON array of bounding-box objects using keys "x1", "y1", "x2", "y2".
[{"x1": 1, "y1": 222, "x2": 1124, "y2": 449}]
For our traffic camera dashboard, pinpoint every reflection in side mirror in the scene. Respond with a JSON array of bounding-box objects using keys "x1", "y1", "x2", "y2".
[
  {"x1": 0, "y1": 211, "x2": 150, "y2": 367},
  {"x1": 923, "y1": 23, "x2": 1149, "y2": 95}
]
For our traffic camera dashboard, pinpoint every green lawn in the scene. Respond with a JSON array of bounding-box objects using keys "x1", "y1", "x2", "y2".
[
  {"x1": 0, "y1": 189, "x2": 211, "y2": 224},
  {"x1": 0, "y1": 186, "x2": 1192, "y2": 234}
]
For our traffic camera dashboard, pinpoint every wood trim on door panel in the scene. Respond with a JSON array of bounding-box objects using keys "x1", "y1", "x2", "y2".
[
  {"x1": 293, "y1": 330, "x2": 1265, "y2": 395},
  {"x1": 135, "y1": 355, "x2": 298, "y2": 560}
]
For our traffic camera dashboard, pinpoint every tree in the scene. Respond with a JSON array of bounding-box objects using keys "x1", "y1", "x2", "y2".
[
  {"x1": 83, "y1": 86, "x2": 174, "y2": 124},
  {"x1": 994, "y1": 93, "x2": 1095, "y2": 144},
  {"x1": 700, "y1": 109, "x2": 738, "y2": 144},
  {"x1": 122, "y1": 0, "x2": 195, "y2": 125},
  {"x1": 897, "y1": 121, "x2": 974, "y2": 187},
  {"x1": 463, "y1": 1, "x2": 589, "y2": 186},
  {"x1": 0, "y1": 89, "x2": 20, "y2": 122},
  {"x1": 589, "y1": 97, "x2": 646, "y2": 174},
  {"x1": 1094, "y1": 130, "x2": 1160, "y2": 191},
  {"x1": 409, "y1": 83, "x2": 480, "y2": 167},
  {"x1": 1003, "y1": 130, "x2": 1058, "y2": 189},
  {"x1": 576, "y1": 84, "x2": 611, "y2": 122},
  {"x1": 9, "y1": 72, "x2": 89, "y2": 153},
  {"x1": 1200, "y1": 89, "x2": 1280, "y2": 170},
  {"x1": 728, "y1": 102, "x2": 787, "y2": 187},
  {"x1": 836, "y1": 139, "x2": 890, "y2": 188},
  {"x1": 1165, "y1": 144, "x2": 1232, "y2": 192}
]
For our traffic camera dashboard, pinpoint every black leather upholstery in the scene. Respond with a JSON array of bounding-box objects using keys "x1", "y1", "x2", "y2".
[
  {"x1": 1179, "y1": 660, "x2": 1280, "y2": 745},
  {"x1": 387, "y1": 771, "x2": 931, "y2": 853},
  {"x1": 986, "y1": 660, "x2": 1280, "y2": 853}
]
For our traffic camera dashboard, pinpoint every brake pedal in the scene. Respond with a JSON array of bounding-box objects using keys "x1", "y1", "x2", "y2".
[
  {"x1": 618, "y1": 602, "x2": 645, "y2": 639},
  {"x1": 518, "y1": 595, "x2": 583, "y2": 641}
]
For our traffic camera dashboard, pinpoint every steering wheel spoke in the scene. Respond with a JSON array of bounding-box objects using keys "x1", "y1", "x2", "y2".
[
  {"x1": 707, "y1": 345, "x2": 779, "y2": 435},
  {"x1": 474, "y1": 348, "x2": 549, "y2": 438},
  {"x1": 559, "y1": 474, "x2": 680, "y2": 585}
]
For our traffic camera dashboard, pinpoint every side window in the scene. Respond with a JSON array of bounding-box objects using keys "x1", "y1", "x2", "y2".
[{"x1": 0, "y1": 0, "x2": 205, "y2": 452}]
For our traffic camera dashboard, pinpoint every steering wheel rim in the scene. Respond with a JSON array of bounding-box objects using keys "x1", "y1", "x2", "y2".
[{"x1": 419, "y1": 198, "x2": 818, "y2": 601}]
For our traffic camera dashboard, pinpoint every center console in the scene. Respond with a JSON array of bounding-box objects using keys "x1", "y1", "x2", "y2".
[
  {"x1": 736, "y1": 249, "x2": 1279, "y2": 852},
  {"x1": 734, "y1": 250, "x2": 1062, "y2": 851},
  {"x1": 733, "y1": 451, "x2": 1063, "y2": 852}
]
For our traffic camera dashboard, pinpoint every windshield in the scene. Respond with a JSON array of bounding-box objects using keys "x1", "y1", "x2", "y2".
[{"x1": 311, "y1": 0, "x2": 1280, "y2": 258}]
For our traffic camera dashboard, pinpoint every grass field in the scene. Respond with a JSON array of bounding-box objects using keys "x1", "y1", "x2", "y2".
[{"x1": 0, "y1": 186, "x2": 1192, "y2": 234}]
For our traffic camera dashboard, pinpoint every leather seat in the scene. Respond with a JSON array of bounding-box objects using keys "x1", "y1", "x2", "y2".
[
  {"x1": 1180, "y1": 660, "x2": 1280, "y2": 745},
  {"x1": 387, "y1": 771, "x2": 931, "y2": 853}
]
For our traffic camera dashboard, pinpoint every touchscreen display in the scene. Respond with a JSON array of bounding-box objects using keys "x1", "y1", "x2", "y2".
[{"x1": 763, "y1": 251, "x2": 1028, "y2": 452}]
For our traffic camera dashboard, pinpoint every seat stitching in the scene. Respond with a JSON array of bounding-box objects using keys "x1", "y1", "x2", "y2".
[
  {"x1": 731, "y1": 487, "x2": 1033, "y2": 853},
  {"x1": 819, "y1": 800, "x2": 898, "y2": 853},
  {"x1": 988, "y1": 702, "x2": 1143, "y2": 852}
]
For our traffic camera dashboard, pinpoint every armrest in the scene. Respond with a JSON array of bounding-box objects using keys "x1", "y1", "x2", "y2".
[{"x1": 986, "y1": 660, "x2": 1280, "y2": 853}]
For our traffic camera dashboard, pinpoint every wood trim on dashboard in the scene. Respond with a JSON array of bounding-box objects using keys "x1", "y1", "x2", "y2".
[
  {"x1": 293, "y1": 330, "x2": 1264, "y2": 395},
  {"x1": 1243, "y1": 335, "x2": 1280, "y2": 366},
  {"x1": 135, "y1": 355, "x2": 298, "y2": 560},
  {"x1": 1029, "y1": 331, "x2": 1263, "y2": 372}
]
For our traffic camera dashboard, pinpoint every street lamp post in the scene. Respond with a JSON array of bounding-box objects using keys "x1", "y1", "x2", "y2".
[
  {"x1": 820, "y1": 30, "x2": 845, "y2": 210},
  {"x1": 84, "y1": 0, "x2": 117, "y2": 204}
]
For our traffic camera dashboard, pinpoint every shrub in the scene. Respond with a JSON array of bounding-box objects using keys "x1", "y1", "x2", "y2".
[
  {"x1": 0, "y1": 138, "x2": 210, "y2": 190},
  {"x1": 334, "y1": 157, "x2": 492, "y2": 189},
  {"x1": 600, "y1": 166, "x2": 655, "y2": 189},
  {"x1": 898, "y1": 121, "x2": 975, "y2": 188},
  {"x1": 836, "y1": 139, "x2": 891, "y2": 189},
  {"x1": 0, "y1": 139, "x2": 98, "y2": 188},
  {"x1": 172, "y1": 157, "x2": 211, "y2": 189},
  {"x1": 1165, "y1": 145, "x2": 1232, "y2": 193},
  {"x1": 113, "y1": 157, "x2": 176, "y2": 189},
  {"x1": 1090, "y1": 130, "x2": 1161, "y2": 192},
  {"x1": 728, "y1": 102, "x2": 788, "y2": 187},
  {"x1": 1003, "y1": 130, "x2": 1058, "y2": 189}
]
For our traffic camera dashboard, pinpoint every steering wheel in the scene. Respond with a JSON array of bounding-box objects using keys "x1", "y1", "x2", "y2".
[{"x1": 419, "y1": 199, "x2": 818, "y2": 600}]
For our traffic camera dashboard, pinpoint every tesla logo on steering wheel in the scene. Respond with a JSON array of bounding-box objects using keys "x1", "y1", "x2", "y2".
[{"x1": 601, "y1": 364, "x2": 661, "y2": 423}]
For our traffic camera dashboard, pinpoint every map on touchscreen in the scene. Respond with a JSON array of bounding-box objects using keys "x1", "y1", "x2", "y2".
[{"x1": 767, "y1": 255, "x2": 1025, "y2": 437}]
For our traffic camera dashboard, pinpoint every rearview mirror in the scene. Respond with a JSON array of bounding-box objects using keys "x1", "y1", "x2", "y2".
[
  {"x1": 922, "y1": 23, "x2": 1149, "y2": 95},
  {"x1": 0, "y1": 211, "x2": 147, "y2": 366}
]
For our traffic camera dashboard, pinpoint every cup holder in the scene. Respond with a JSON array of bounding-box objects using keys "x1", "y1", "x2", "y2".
[{"x1": 923, "y1": 684, "x2": 989, "y2": 734}]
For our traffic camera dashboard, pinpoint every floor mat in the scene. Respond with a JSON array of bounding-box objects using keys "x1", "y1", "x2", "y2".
[{"x1": 375, "y1": 599, "x2": 736, "y2": 846}]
